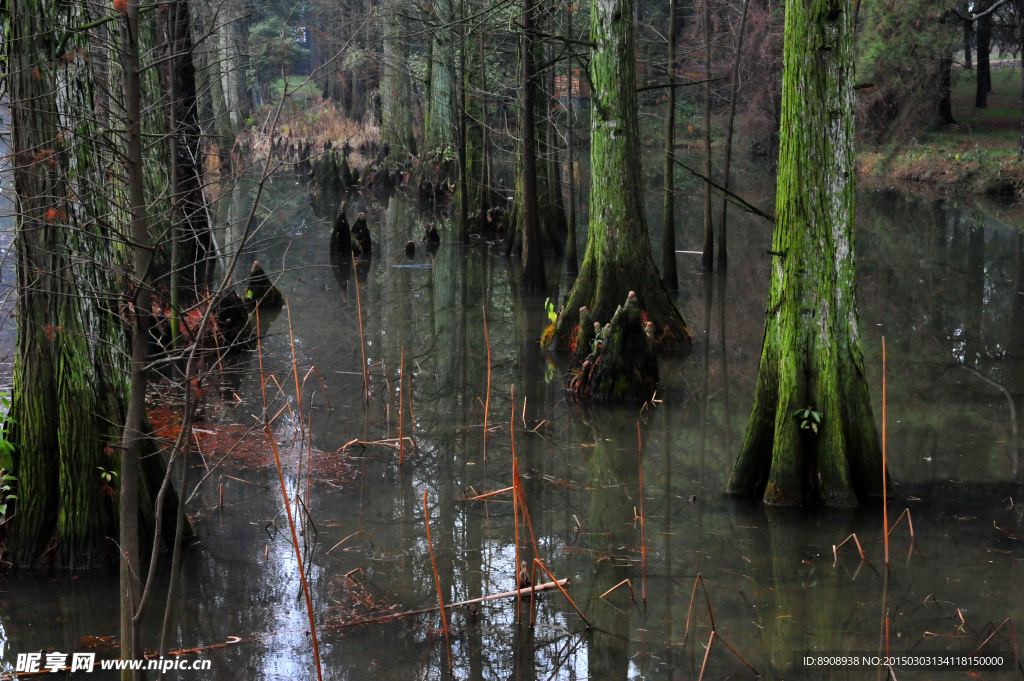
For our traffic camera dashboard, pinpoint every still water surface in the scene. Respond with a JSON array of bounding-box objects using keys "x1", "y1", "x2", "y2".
[{"x1": 2, "y1": 163, "x2": 1023, "y2": 680}]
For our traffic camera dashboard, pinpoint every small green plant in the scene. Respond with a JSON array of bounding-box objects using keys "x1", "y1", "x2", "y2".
[
  {"x1": 0, "y1": 470, "x2": 17, "y2": 523},
  {"x1": 794, "y1": 407, "x2": 822, "y2": 434},
  {"x1": 0, "y1": 393, "x2": 17, "y2": 524},
  {"x1": 544, "y1": 298, "x2": 558, "y2": 323},
  {"x1": 98, "y1": 467, "x2": 117, "y2": 484}
]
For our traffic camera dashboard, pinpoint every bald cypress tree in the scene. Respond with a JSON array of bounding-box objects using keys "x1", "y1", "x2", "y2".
[
  {"x1": 726, "y1": 0, "x2": 887, "y2": 506},
  {"x1": 4, "y1": 0, "x2": 180, "y2": 567},
  {"x1": 549, "y1": 0, "x2": 690, "y2": 350}
]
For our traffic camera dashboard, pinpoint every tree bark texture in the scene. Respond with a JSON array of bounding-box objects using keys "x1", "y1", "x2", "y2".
[
  {"x1": 661, "y1": 0, "x2": 678, "y2": 290},
  {"x1": 5, "y1": 0, "x2": 179, "y2": 569},
  {"x1": 424, "y1": 0, "x2": 457, "y2": 163},
  {"x1": 565, "y1": 3, "x2": 578, "y2": 276},
  {"x1": 726, "y1": 0, "x2": 887, "y2": 507},
  {"x1": 550, "y1": 0, "x2": 690, "y2": 350},
  {"x1": 700, "y1": 0, "x2": 714, "y2": 272},
  {"x1": 381, "y1": 0, "x2": 416, "y2": 160}
]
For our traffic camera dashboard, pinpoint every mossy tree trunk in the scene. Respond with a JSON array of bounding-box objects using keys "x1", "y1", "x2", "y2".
[
  {"x1": 549, "y1": 0, "x2": 690, "y2": 350},
  {"x1": 424, "y1": 0, "x2": 456, "y2": 165},
  {"x1": 726, "y1": 0, "x2": 886, "y2": 507},
  {"x1": 381, "y1": 0, "x2": 416, "y2": 162},
  {"x1": 5, "y1": 0, "x2": 179, "y2": 569}
]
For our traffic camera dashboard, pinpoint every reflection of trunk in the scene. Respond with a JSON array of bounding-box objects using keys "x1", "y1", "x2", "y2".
[
  {"x1": 728, "y1": 0, "x2": 885, "y2": 507},
  {"x1": 699, "y1": 274, "x2": 714, "y2": 481},
  {"x1": 1010, "y1": 231, "x2": 1024, "y2": 358},
  {"x1": 581, "y1": 414, "x2": 636, "y2": 681},
  {"x1": 550, "y1": 0, "x2": 691, "y2": 351},
  {"x1": 718, "y1": 272, "x2": 732, "y2": 451},
  {"x1": 976, "y1": 3, "x2": 992, "y2": 108},
  {"x1": 965, "y1": 221, "x2": 986, "y2": 365},
  {"x1": 740, "y1": 508, "x2": 860, "y2": 680}
]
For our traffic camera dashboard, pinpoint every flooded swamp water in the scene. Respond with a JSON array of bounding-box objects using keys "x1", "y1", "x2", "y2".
[{"x1": 1, "y1": 163, "x2": 1023, "y2": 680}]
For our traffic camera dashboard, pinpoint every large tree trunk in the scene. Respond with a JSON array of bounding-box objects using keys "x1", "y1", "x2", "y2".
[
  {"x1": 381, "y1": 0, "x2": 416, "y2": 162},
  {"x1": 976, "y1": 2, "x2": 992, "y2": 108},
  {"x1": 700, "y1": 0, "x2": 714, "y2": 272},
  {"x1": 424, "y1": 0, "x2": 456, "y2": 164},
  {"x1": 5, "y1": 0, "x2": 179, "y2": 568},
  {"x1": 661, "y1": 0, "x2": 678, "y2": 290},
  {"x1": 160, "y1": 0, "x2": 212, "y2": 302},
  {"x1": 963, "y1": 17, "x2": 974, "y2": 70},
  {"x1": 726, "y1": 0, "x2": 887, "y2": 507},
  {"x1": 517, "y1": 0, "x2": 547, "y2": 290},
  {"x1": 549, "y1": 0, "x2": 690, "y2": 350},
  {"x1": 937, "y1": 55, "x2": 957, "y2": 126},
  {"x1": 564, "y1": 3, "x2": 578, "y2": 276}
]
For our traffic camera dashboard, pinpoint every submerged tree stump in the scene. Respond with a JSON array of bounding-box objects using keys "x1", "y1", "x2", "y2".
[
  {"x1": 351, "y1": 213, "x2": 372, "y2": 257},
  {"x1": 245, "y1": 261, "x2": 284, "y2": 308},
  {"x1": 330, "y1": 205, "x2": 352, "y2": 256},
  {"x1": 566, "y1": 292, "x2": 658, "y2": 402}
]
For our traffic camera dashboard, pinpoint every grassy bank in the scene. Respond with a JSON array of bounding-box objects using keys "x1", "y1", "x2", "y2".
[{"x1": 857, "y1": 65, "x2": 1024, "y2": 197}]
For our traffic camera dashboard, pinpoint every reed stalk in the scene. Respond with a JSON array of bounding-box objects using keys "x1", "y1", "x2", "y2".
[
  {"x1": 423, "y1": 490, "x2": 453, "y2": 670},
  {"x1": 883, "y1": 336, "x2": 889, "y2": 564},
  {"x1": 352, "y1": 251, "x2": 370, "y2": 404},
  {"x1": 637, "y1": 422, "x2": 646, "y2": 601}
]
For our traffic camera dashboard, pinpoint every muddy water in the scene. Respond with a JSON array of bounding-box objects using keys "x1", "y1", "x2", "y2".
[{"x1": 2, "y1": 165, "x2": 1023, "y2": 680}]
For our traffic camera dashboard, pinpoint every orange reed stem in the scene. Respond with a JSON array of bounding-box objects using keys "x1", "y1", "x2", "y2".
[
  {"x1": 423, "y1": 490, "x2": 453, "y2": 670},
  {"x1": 637, "y1": 422, "x2": 646, "y2": 602},
  {"x1": 883, "y1": 336, "x2": 889, "y2": 564},
  {"x1": 352, "y1": 251, "x2": 370, "y2": 404}
]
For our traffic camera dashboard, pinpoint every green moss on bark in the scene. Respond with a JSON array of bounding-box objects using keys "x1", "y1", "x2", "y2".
[
  {"x1": 726, "y1": 0, "x2": 889, "y2": 507},
  {"x1": 549, "y1": 0, "x2": 690, "y2": 352}
]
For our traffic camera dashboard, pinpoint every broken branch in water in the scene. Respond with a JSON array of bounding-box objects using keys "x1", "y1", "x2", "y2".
[
  {"x1": 887, "y1": 508, "x2": 915, "y2": 541},
  {"x1": 333, "y1": 580, "x2": 571, "y2": 627},
  {"x1": 326, "y1": 529, "x2": 374, "y2": 555},
  {"x1": 532, "y1": 559, "x2": 591, "y2": 628},
  {"x1": 974, "y1": 617, "x2": 1022, "y2": 672},
  {"x1": 684, "y1": 573, "x2": 717, "y2": 636},
  {"x1": 599, "y1": 579, "x2": 636, "y2": 602},
  {"x1": 833, "y1": 533, "x2": 866, "y2": 564},
  {"x1": 455, "y1": 486, "x2": 513, "y2": 502}
]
